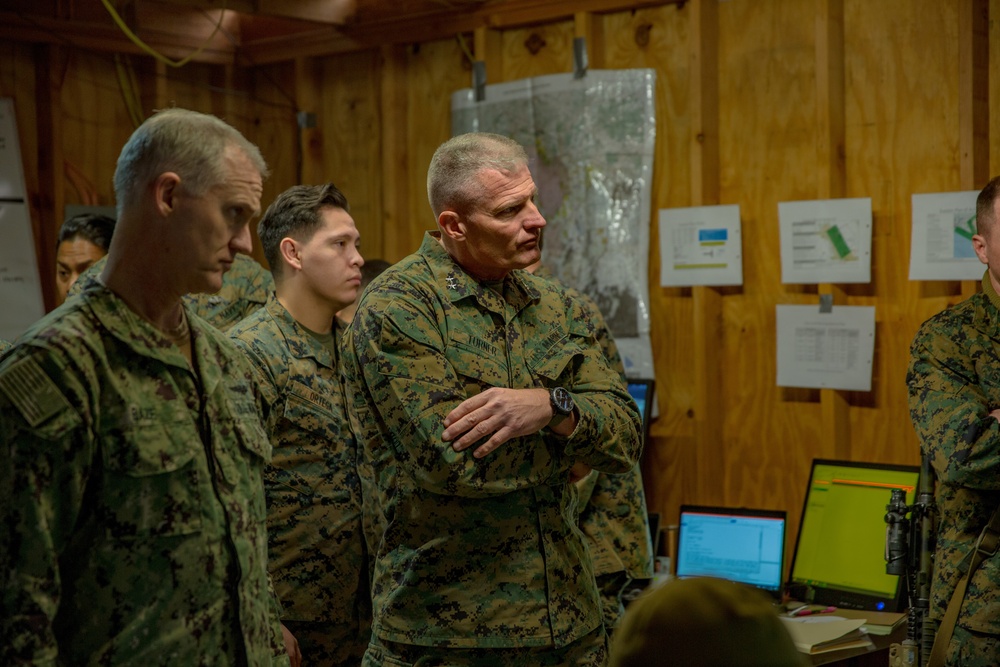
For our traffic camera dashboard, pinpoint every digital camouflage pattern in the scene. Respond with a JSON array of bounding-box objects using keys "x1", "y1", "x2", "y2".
[
  {"x1": 341, "y1": 232, "x2": 643, "y2": 651},
  {"x1": 230, "y1": 296, "x2": 370, "y2": 665},
  {"x1": 945, "y1": 625, "x2": 1000, "y2": 666},
  {"x1": 364, "y1": 624, "x2": 609, "y2": 667},
  {"x1": 0, "y1": 282, "x2": 288, "y2": 666},
  {"x1": 534, "y1": 266, "x2": 655, "y2": 630},
  {"x1": 70, "y1": 252, "x2": 273, "y2": 331},
  {"x1": 908, "y1": 271, "x2": 1000, "y2": 640}
]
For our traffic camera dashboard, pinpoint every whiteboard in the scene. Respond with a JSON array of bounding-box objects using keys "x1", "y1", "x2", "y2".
[
  {"x1": 0, "y1": 97, "x2": 46, "y2": 341},
  {"x1": 0, "y1": 97, "x2": 27, "y2": 200}
]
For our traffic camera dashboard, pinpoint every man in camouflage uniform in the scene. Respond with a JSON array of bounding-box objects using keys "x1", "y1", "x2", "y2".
[
  {"x1": 0, "y1": 108, "x2": 292, "y2": 666},
  {"x1": 527, "y1": 260, "x2": 655, "y2": 632},
  {"x1": 908, "y1": 175, "x2": 1000, "y2": 666},
  {"x1": 71, "y1": 250, "x2": 273, "y2": 331},
  {"x1": 230, "y1": 183, "x2": 370, "y2": 666},
  {"x1": 341, "y1": 132, "x2": 643, "y2": 666}
]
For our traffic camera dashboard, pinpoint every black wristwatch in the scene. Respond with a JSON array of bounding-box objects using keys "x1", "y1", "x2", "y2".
[{"x1": 548, "y1": 387, "x2": 575, "y2": 428}]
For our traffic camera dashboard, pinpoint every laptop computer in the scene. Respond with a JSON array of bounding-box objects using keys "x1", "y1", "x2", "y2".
[{"x1": 676, "y1": 504, "x2": 787, "y2": 598}]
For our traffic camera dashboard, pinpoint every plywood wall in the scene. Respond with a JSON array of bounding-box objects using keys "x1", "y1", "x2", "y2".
[{"x1": 2, "y1": 0, "x2": 997, "y2": 574}]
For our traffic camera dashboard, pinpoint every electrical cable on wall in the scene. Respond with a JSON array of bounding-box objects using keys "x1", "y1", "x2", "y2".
[
  {"x1": 100, "y1": 0, "x2": 227, "y2": 68},
  {"x1": 113, "y1": 54, "x2": 144, "y2": 129}
]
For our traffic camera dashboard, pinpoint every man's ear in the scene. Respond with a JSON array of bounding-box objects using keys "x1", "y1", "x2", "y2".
[
  {"x1": 438, "y1": 210, "x2": 466, "y2": 241},
  {"x1": 973, "y1": 234, "x2": 992, "y2": 266},
  {"x1": 153, "y1": 172, "x2": 181, "y2": 217},
  {"x1": 279, "y1": 237, "x2": 302, "y2": 271}
]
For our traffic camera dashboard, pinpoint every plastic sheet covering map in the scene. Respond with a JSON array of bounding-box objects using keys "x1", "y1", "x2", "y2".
[{"x1": 451, "y1": 70, "x2": 657, "y2": 378}]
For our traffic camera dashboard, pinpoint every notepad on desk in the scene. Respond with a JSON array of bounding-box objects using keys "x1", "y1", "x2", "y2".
[
  {"x1": 778, "y1": 616, "x2": 874, "y2": 655},
  {"x1": 827, "y1": 607, "x2": 907, "y2": 636}
]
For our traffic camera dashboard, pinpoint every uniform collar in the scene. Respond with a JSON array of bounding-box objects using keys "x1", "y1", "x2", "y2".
[
  {"x1": 86, "y1": 283, "x2": 196, "y2": 371},
  {"x1": 264, "y1": 295, "x2": 336, "y2": 369},
  {"x1": 84, "y1": 283, "x2": 229, "y2": 397},
  {"x1": 418, "y1": 231, "x2": 539, "y2": 315},
  {"x1": 982, "y1": 270, "x2": 1000, "y2": 313}
]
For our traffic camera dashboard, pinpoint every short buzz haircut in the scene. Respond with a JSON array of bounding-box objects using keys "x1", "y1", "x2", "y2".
[
  {"x1": 258, "y1": 183, "x2": 350, "y2": 280},
  {"x1": 113, "y1": 108, "x2": 268, "y2": 219},
  {"x1": 976, "y1": 175, "x2": 1000, "y2": 239},
  {"x1": 426, "y1": 133, "x2": 529, "y2": 218},
  {"x1": 57, "y1": 213, "x2": 116, "y2": 252}
]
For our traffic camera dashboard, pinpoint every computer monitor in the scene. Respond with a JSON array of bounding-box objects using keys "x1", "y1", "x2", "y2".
[
  {"x1": 626, "y1": 378, "x2": 655, "y2": 443},
  {"x1": 788, "y1": 459, "x2": 920, "y2": 612},
  {"x1": 675, "y1": 505, "x2": 787, "y2": 598}
]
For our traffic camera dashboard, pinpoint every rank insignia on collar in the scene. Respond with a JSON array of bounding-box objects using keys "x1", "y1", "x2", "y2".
[{"x1": 446, "y1": 276, "x2": 460, "y2": 290}]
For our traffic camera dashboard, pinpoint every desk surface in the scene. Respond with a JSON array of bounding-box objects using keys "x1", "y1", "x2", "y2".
[{"x1": 808, "y1": 622, "x2": 906, "y2": 666}]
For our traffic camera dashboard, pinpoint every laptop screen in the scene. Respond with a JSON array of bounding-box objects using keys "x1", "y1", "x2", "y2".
[
  {"x1": 788, "y1": 459, "x2": 919, "y2": 612},
  {"x1": 676, "y1": 505, "x2": 787, "y2": 596}
]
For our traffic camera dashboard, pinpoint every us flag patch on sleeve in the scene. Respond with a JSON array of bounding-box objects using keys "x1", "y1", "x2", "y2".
[{"x1": 0, "y1": 356, "x2": 71, "y2": 427}]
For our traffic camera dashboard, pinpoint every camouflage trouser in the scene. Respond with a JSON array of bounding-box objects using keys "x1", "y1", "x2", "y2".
[
  {"x1": 597, "y1": 570, "x2": 630, "y2": 635},
  {"x1": 942, "y1": 625, "x2": 1000, "y2": 666},
  {"x1": 361, "y1": 624, "x2": 608, "y2": 667},
  {"x1": 283, "y1": 618, "x2": 370, "y2": 667}
]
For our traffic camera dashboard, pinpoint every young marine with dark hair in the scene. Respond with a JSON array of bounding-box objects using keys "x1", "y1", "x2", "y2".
[{"x1": 230, "y1": 183, "x2": 370, "y2": 666}]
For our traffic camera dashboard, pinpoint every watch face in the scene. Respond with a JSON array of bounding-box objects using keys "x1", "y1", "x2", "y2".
[{"x1": 552, "y1": 387, "x2": 574, "y2": 414}]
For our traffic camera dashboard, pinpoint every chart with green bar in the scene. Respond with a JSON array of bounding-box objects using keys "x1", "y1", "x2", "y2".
[{"x1": 779, "y1": 198, "x2": 872, "y2": 284}]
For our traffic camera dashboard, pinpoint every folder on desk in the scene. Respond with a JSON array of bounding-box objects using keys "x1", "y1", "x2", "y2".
[
  {"x1": 778, "y1": 616, "x2": 874, "y2": 655},
  {"x1": 826, "y1": 607, "x2": 906, "y2": 636}
]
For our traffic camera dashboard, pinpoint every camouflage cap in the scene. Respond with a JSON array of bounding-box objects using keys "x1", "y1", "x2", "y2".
[{"x1": 609, "y1": 577, "x2": 807, "y2": 667}]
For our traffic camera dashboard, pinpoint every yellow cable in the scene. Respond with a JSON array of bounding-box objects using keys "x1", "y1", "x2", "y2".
[
  {"x1": 124, "y1": 56, "x2": 145, "y2": 121},
  {"x1": 456, "y1": 33, "x2": 475, "y2": 65},
  {"x1": 114, "y1": 54, "x2": 144, "y2": 128},
  {"x1": 101, "y1": 0, "x2": 226, "y2": 68}
]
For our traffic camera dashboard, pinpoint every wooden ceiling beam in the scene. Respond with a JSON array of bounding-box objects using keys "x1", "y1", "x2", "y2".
[
  {"x1": 241, "y1": 0, "x2": 680, "y2": 65},
  {"x1": 150, "y1": 0, "x2": 358, "y2": 25},
  {"x1": 3, "y1": 0, "x2": 682, "y2": 67},
  {"x1": 0, "y1": 10, "x2": 236, "y2": 64}
]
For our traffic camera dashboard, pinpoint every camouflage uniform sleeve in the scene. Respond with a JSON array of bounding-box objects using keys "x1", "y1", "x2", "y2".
[
  {"x1": 240, "y1": 260, "x2": 274, "y2": 322},
  {"x1": 346, "y1": 285, "x2": 640, "y2": 497},
  {"x1": 229, "y1": 331, "x2": 280, "y2": 427},
  {"x1": 579, "y1": 292, "x2": 626, "y2": 381},
  {"x1": 267, "y1": 574, "x2": 290, "y2": 666},
  {"x1": 545, "y1": 292, "x2": 642, "y2": 475},
  {"x1": 907, "y1": 317, "x2": 1000, "y2": 489},
  {"x1": 0, "y1": 346, "x2": 93, "y2": 665},
  {"x1": 345, "y1": 295, "x2": 578, "y2": 498}
]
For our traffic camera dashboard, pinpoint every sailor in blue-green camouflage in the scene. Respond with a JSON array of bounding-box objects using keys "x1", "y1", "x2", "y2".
[
  {"x1": 0, "y1": 281, "x2": 288, "y2": 665},
  {"x1": 532, "y1": 265, "x2": 654, "y2": 632},
  {"x1": 70, "y1": 251, "x2": 273, "y2": 331},
  {"x1": 909, "y1": 264, "x2": 1000, "y2": 667},
  {"x1": 342, "y1": 231, "x2": 642, "y2": 660},
  {"x1": 230, "y1": 295, "x2": 370, "y2": 665}
]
